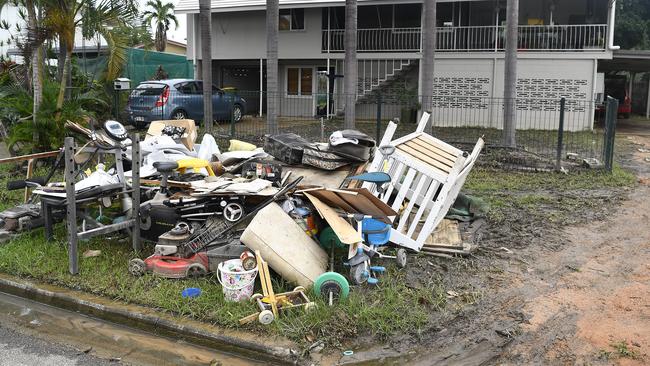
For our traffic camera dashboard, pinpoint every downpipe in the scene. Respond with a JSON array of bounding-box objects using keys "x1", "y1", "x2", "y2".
[{"x1": 607, "y1": 0, "x2": 620, "y2": 51}]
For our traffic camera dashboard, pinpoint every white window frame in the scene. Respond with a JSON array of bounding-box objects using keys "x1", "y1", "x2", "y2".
[
  {"x1": 285, "y1": 66, "x2": 314, "y2": 98},
  {"x1": 279, "y1": 8, "x2": 306, "y2": 32}
]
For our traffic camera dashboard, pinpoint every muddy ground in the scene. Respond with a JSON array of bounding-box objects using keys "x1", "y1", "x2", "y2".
[{"x1": 323, "y1": 135, "x2": 650, "y2": 366}]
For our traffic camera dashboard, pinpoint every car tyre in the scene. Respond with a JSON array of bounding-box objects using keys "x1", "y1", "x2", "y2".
[{"x1": 232, "y1": 104, "x2": 243, "y2": 123}]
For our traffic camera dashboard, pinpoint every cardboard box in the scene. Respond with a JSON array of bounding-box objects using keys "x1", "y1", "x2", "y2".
[{"x1": 146, "y1": 119, "x2": 197, "y2": 150}]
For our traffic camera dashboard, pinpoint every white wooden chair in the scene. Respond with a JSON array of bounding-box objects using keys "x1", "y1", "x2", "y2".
[{"x1": 362, "y1": 112, "x2": 484, "y2": 252}]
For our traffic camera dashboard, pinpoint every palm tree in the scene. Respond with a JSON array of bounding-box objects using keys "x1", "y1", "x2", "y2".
[
  {"x1": 420, "y1": 0, "x2": 436, "y2": 129},
  {"x1": 343, "y1": 0, "x2": 357, "y2": 129},
  {"x1": 43, "y1": 0, "x2": 135, "y2": 113},
  {"x1": 503, "y1": 0, "x2": 518, "y2": 147},
  {"x1": 198, "y1": 0, "x2": 213, "y2": 131},
  {"x1": 142, "y1": 0, "x2": 178, "y2": 53},
  {"x1": 266, "y1": 0, "x2": 278, "y2": 135}
]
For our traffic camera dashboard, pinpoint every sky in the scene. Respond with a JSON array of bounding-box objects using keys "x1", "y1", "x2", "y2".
[{"x1": 0, "y1": 0, "x2": 188, "y2": 58}]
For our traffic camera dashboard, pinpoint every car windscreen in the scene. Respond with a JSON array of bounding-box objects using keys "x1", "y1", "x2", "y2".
[{"x1": 131, "y1": 83, "x2": 166, "y2": 96}]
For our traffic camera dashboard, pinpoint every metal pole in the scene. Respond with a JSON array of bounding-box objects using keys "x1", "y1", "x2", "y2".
[
  {"x1": 230, "y1": 94, "x2": 236, "y2": 137},
  {"x1": 376, "y1": 93, "x2": 382, "y2": 143},
  {"x1": 604, "y1": 96, "x2": 618, "y2": 172},
  {"x1": 131, "y1": 133, "x2": 141, "y2": 252},
  {"x1": 259, "y1": 58, "x2": 264, "y2": 117},
  {"x1": 646, "y1": 75, "x2": 650, "y2": 119},
  {"x1": 555, "y1": 97, "x2": 566, "y2": 171},
  {"x1": 64, "y1": 137, "x2": 78, "y2": 275}
]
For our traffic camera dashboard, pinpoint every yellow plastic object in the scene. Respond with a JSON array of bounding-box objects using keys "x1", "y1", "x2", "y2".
[
  {"x1": 229, "y1": 139, "x2": 256, "y2": 152},
  {"x1": 175, "y1": 158, "x2": 215, "y2": 176}
]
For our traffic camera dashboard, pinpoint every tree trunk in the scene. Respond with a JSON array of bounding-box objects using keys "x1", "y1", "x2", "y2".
[
  {"x1": 421, "y1": 0, "x2": 437, "y2": 129},
  {"x1": 25, "y1": 0, "x2": 42, "y2": 116},
  {"x1": 56, "y1": 48, "x2": 72, "y2": 114},
  {"x1": 503, "y1": 0, "x2": 518, "y2": 147},
  {"x1": 199, "y1": 0, "x2": 213, "y2": 132},
  {"x1": 344, "y1": 0, "x2": 357, "y2": 129},
  {"x1": 155, "y1": 24, "x2": 166, "y2": 52},
  {"x1": 266, "y1": 0, "x2": 279, "y2": 135},
  {"x1": 57, "y1": 41, "x2": 66, "y2": 83}
]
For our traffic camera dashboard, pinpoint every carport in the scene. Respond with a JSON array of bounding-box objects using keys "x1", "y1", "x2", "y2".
[{"x1": 600, "y1": 50, "x2": 650, "y2": 119}]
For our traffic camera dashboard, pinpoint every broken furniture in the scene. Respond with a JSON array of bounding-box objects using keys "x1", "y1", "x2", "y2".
[
  {"x1": 239, "y1": 250, "x2": 315, "y2": 325},
  {"x1": 37, "y1": 135, "x2": 141, "y2": 274},
  {"x1": 362, "y1": 112, "x2": 484, "y2": 252}
]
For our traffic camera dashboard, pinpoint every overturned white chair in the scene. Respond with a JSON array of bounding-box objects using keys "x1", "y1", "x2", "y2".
[{"x1": 362, "y1": 112, "x2": 484, "y2": 252}]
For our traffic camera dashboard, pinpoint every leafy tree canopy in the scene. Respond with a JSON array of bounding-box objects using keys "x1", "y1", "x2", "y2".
[{"x1": 615, "y1": 0, "x2": 650, "y2": 49}]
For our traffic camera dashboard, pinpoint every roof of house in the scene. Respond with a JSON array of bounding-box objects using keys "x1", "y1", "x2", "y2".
[{"x1": 175, "y1": 0, "x2": 469, "y2": 14}]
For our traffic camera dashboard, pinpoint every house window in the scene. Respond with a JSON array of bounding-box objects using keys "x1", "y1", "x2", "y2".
[
  {"x1": 280, "y1": 9, "x2": 305, "y2": 31},
  {"x1": 287, "y1": 67, "x2": 312, "y2": 96}
]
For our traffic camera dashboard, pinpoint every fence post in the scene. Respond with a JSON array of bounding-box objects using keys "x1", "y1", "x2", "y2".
[
  {"x1": 230, "y1": 94, "x2": 236, "y2": 138},
  {"x1": 603, "y1": 96, "x2": 618, "y2": 172},
  {"x1": 64, "y1": 137, "x2": 78, "y2": 275},
  {"x1": 376, "y1": 93, "x2": 382, "y2": 143},
  {"x1": 555, "y1": 97, "x2": 566, "y2": 171}
]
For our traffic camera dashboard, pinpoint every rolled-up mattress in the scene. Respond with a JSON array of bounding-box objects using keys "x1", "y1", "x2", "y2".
[{"x1": 240, "y1": 202, "x2": 328, "y2": 288}]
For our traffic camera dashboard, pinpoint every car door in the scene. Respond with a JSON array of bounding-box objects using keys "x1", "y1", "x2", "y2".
[
  {"x1": 212, "y1": 85, "x2": 230, "y2": 121},
  {"x1": 185, "y1": 81, "x2": 204, "y2": 121}
]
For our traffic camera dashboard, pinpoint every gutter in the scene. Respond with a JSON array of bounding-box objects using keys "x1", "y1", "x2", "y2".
[
  {"x1": 0, "y1": 274, "x2": 297, "y2": 365},
  {"x1": 607, "y1": 0, "x2": 620, "y2": 51}
]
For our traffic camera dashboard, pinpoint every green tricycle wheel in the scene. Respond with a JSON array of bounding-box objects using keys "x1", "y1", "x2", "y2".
[{"x1": 314, "y1": 272, "x2": 350, "y2": 302}]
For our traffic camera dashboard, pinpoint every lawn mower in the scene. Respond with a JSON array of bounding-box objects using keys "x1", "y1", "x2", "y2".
[{"x1": 129, "y1": 176, "x2": 304, "y2": 279}]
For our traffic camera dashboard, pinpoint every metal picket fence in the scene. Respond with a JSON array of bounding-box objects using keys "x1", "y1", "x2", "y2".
[{"x1": 117, "y1": 88, "x2": 616, "y2": 172}]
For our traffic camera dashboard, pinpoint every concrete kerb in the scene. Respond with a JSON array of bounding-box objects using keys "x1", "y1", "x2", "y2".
[{"x1": 0, "y1": 274, "x2": 297, "y2": 365}]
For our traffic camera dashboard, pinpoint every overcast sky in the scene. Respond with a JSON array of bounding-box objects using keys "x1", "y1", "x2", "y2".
[{"x1": 0, "y1": 0, "x2": 188, "y2": 57}]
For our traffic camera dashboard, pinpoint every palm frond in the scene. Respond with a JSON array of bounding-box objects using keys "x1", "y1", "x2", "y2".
[{"x1": 101, "y1": 28, "x2": 127, "y2": 81}]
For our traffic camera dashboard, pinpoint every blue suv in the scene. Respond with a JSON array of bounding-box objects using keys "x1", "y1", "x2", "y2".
[{"x1": 125, "y1": 79, "x2": 246, "y2": 128}]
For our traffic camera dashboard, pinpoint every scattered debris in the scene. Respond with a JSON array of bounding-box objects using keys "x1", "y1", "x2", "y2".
[
  {"x1": 82, "y1": 250, "x2": 101, "y2": 258},
  {"x1": 446, "y1": 290, "x2": 460, "y2": 298},
  {"x1": 582, "y1": 158, "x2": 603, "y2": 169}
]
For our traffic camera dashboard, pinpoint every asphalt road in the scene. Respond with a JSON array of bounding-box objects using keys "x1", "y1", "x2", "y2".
[{"x1": 0, "y1": 322, "x2": 116, "y2": 366}]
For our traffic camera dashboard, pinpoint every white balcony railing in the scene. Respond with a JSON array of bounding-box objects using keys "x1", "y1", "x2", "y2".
[{"x1": 322, "y1": 24, "x2": 608, "y2": 53}]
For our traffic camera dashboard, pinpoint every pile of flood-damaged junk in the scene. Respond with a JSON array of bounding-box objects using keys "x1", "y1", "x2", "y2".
[{"x1": 0, "y1": 112, "x2": 485, "y2": 325}]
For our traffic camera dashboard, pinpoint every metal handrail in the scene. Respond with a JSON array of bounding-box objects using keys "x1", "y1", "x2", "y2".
[{"x1": 322, "y1": 24, "x2": 608, "y2": 53}]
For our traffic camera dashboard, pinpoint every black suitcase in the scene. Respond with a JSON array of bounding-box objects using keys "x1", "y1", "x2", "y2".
[
  {"x1": 264, "y1": 133, "x2": 309, "y2": 165},
  {"x1": 328, "y1": 130, "x2": 376, "y2": 162}
]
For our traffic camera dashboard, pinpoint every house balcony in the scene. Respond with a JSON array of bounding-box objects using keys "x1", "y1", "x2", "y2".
[{"x1": 321, "y1": 24, "x2": 608, "y2": 53}]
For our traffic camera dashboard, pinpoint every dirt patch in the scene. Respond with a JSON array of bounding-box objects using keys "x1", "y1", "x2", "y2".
[{"x1": 378, "y1": 136, "x2": 650, "y2": 366}]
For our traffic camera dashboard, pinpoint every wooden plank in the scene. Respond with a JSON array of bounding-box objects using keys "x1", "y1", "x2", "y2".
[
  {"x1": 425, "y1": 219, "x2": 463, "y2": 247},
  {"x1": 410, "y1": 137, "x2": 459, "y2": 162},
  {"x1": 420, "y1": 244, "x2": 471, "y2": 255},
  {"x1": 24, "y1": 159, "x2": 35, "y2": 203},
  {"x1": 0, "y1": 150, "x2": 60, "y2": 164},
  {"x1": 406, "y1": 180, "x2": 440, "y2": 238},
  {"x1": 389, "y1": 167, "x2": 417, "y2": 213},
  {"x1": 390, "y1": 150, "x2": 448, "y2": 184},
  {"x1": 396, "y1": 172, "x2": 427, "y2": 233},
  {"x1": 418, "y1": 134, "x2": 463, "y2": 157},
  {"x1": 396, "y1": 145, "x2": 452, "y2": 176},
  {"x1": 304, "y1": 192, "x2": 362, "y2": 245},
  {"x1": 404, "y1": 140, "x2": 456, "y2": 166},
  {"x1": 416, "y1": 111, "x2": 431, "y2": 133},
  {"x1": 381, "y1": 161, "x2": 405, "y2": 204}
]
